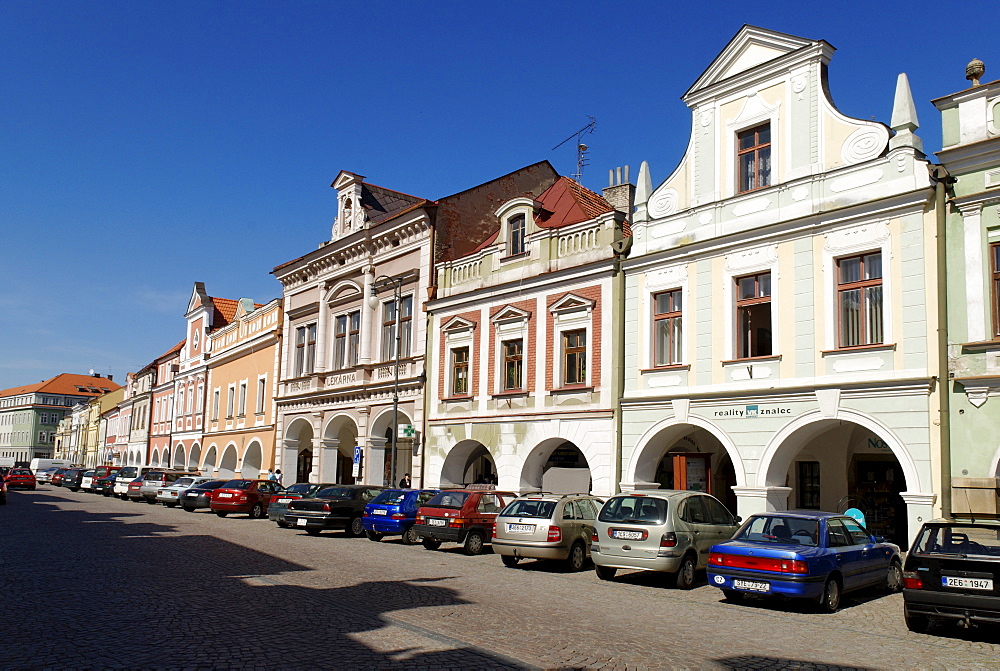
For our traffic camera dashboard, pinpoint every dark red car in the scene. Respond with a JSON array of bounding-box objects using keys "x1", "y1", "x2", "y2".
[
  {"x1": 5, "y1": 468, "x2": 36, "y2": 490},
  {"x1": 209, "y1": 479, "x2": 284, "y2": 518},
  {"x1": 50, "y1": 468, "x2": 72, "y2": 487},
  {"x1": 413, "y1": 488, "x2": 519, "y2": 555}
]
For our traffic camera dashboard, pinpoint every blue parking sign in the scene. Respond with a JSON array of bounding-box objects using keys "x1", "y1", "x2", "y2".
[{"x1": 353, "y1": 447, "x2": 361, "y2": 465}]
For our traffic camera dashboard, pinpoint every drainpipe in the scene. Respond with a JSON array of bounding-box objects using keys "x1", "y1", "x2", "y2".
[
  {"x1": 930, "y1": 164, "x2": 954, "y2": 517},
  {"x1": 611, "y1": 244, "x2": 629, "y2": 495}
]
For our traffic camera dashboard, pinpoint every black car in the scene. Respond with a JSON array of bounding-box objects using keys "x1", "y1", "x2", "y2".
[
  {"x1": 285, "y1": 484, "x2": 385, "y2": 536},
  {"x1": 903, "y1": 518, "x2": 1000, "y2": 632},
  {"x1": 94, "y1": 473, "x2": 117, "y2": 496},
  {"x1": 60, "y1": 468, "x2": 87, "y2": 491},
  {"x1": 180, "y1": 480, "x2": 229, "y2": 512}
]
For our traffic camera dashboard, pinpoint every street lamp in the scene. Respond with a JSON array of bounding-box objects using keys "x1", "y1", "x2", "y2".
[{"x1": 368, "y1": 274, "x2": 405, "y2": 488}]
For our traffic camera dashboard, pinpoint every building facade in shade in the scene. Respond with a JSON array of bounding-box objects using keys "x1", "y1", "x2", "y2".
[
  {"x1": 100, "y1": 402, "x2": 122, "y2": 466},
  {"x1": 2, "y1": 372, "x2": 120, "y2": 465},
  {"x1": 620, "y1": 26, "x2": 941, "y2": 544},
  {"x1": 82, "y1": 388, "x2": 125, "y2": 467},
  {"x1": 127, "y1": 365, "x2": 155, "y2": 467},
  {"x1": 272, "y1": 163, "x2": 559, "y2": 487},
  {"x1": 424, "y1": 175, "x2": 632, "y2": 496},
  {"x1": 203, "y1": 298, "x2": 282, "y2": 480},
  {"x1": 148, "y1": 342, "x2": 182, "y2": 469},
  {"x1": 172, "y1": 283, "x2": 248, "y2": 477},
  {"x1": 933, "y1": 66, "x2": 1000, "y2": 510}
]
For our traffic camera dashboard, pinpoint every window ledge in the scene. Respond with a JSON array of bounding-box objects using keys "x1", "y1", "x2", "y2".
[
  {"x1": 820, "y1": 343, "x2": 895, "y2": 356},
  {"x1": 441, "y1": 395, "x2": 475, "y2": 402},
  {"x1": 641, "y1": 364, "x2": 690, "y2": 373},
  {"x1": 500, "y1": 252, "x2": 529, "y2": 263},
  {"x1": 549, "y1": 385, "x2": 594, "y2": 394},
  {"x1": 492, "y1": 390, "x2": 528, "y2": 399},
  {"x1": 721, "y1": 355, "x2": 781, "y2": 365},
  {"x1": 960, "y1": 339, "x2": 1000, "y2": 352}
]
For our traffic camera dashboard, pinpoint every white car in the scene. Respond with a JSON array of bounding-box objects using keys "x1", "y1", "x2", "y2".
[
  {"x1": 35, "y1": 468, "x2": 60, "y2": 484},
  {"x1": 112, "y1": 466, "x2": 152, "y2": 499},
  {"x1": 156, "y1": 476, "x2": 216, "y2": 507}
]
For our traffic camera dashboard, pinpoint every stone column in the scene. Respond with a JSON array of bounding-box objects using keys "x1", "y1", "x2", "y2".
[
  {"x1": 282, "y1": 437, "x2": 299, "y2": 483},
  {"x1": 731, "y1": 486, "x2": 792, "y2": 521},
  {"x1": 900, "y1": 492, "x2": 937, "y2": 546},
  {"x1": 315, "y1": 285, "x2": 330, "y2": 373},
  {"x1": 320, "y1": 437, "x2": 339, "y2": 483},
  {"x1": 367, "y1": 436, "x2": 387, "y2": 486},
  {"x1": 360, "y1": 268, "x2": 374, "y2": 365}
]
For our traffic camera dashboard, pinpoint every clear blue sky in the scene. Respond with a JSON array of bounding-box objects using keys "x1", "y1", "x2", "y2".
[{"x1": 0, "y1": 0, "x2": 993, "y2": 390}]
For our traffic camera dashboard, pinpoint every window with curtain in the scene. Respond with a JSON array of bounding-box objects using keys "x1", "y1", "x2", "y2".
[
  {"x1": 654, "y1": 289, "x2": 683, "y2": 366},
  {"x1": 837, "y1": 252, "x2": 883, "y2": 347},
  {"x1": 737, "y1": 123, "x2": 771, "y2": 193}
]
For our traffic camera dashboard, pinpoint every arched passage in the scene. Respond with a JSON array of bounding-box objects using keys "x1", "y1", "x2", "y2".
[
  {"x1": 202, "y1": 444, "x2": 218, "y2": 475},
  {"x1": 758, "y1": 411, "x2": 919, "y2": 544},
  {"x1": 242, "y1": 441, "x2": 263, "y2": 479},
  {"x1": 440, "y1": 440, "x2": 496, "y2": 487},
  {"x1": 627, "y1": 419, "x2": 744, "y2": 513},
  {"x1": 283, "y1": 417, "x2": 314, "y2": 484},
  {"x1": 369, "y1": 408, "x2": 414, "y2": 486},
  {"x1": 323, "y1": 414, "x2": 359, "y2": 484},
  {"x1": 219, "y1": 445, "x2": 239, "y2": 479},
  {"x1": 520, "y1": 438, "x2": 593, "y2": 494},
  {"x1": 151, "y1": 449, "x2": 160, "y2": 468},
  {"x1": 173, "y1": 444, "x2": 186, "y2": 470},
  {"x1": 188, "y1": 443, "x2": 201, "y2": 472}
]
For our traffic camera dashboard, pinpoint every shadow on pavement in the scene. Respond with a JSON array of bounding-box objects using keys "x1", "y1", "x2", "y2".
[
  {"x1": 0, "y1": 491, "x2": 534, "y2": 669},
  {"x1": 715, "y1": 656, "x2": 873, "y2": 670}
]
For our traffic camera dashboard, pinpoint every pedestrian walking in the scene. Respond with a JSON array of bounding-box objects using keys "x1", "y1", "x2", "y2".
[
  {"x1": 267, "y1": 469, "x2": 277, "y2": 482},
  {"x1": 275, "y1": 469, "x2": 283, "y2": 485},
  {"x1": 398, "y1": 472, "x2": 411, "y2": 488}
]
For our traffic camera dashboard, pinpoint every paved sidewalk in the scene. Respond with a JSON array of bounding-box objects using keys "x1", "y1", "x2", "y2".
[{"x1": 3, "y1": 487, "x2": 999, "y2": 669}]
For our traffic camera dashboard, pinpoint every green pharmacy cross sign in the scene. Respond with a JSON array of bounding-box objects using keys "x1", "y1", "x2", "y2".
[{"x1": 398, "y1": 424, "x2": 415, "y2": 438}]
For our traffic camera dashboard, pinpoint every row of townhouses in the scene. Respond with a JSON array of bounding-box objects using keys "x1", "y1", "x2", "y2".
[{"x1": 21, "y1": 26, "x2": 998, "y2": 545}]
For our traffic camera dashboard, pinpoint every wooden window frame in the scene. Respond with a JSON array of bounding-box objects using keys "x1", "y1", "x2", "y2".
[
  {"x1": 562, "y1": 329, "x2": 587, "y2": 386},
  {"x1": 992, "y1": 243, "x2": 1000, "y2": 338},
  {"x1": 653, "y1": 289, "x2": 683, "y2": 367},
  {"x1": 735, "y1": 272, "x2": 772, "y2": 359},
  {"x1": 508, "y1": 215, "x2": 526, "y2": 256},
  {"x1": 836, "y1": 252, "x2": 883, "y2": 348},
  {"x1": 502, "y1": 339, "x2": 523, "y2": 391},
  {"x1": 737, "y1": 123, "x2": 771, "y2": 194},
  {"x1": 451, "y1": 346, "x2": 470, "y2": 396}
]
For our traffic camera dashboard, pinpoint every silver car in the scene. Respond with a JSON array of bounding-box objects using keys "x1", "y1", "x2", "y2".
[
  {"x1": 494, "y1": 493, "x2": 604, "y2": 571},
  {"x1": 156, "y1": 476, "x2": 217, "y2": 507},
  {"x1": 591, "y1": 490, "x2": 740, "y2": 589}
]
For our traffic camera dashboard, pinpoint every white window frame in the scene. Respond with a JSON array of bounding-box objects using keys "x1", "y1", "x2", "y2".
[
  {"x1": 256, "y1": 375, "x2": 267, "y2": 414},
  {"x1": 642, "y1": 264, "x2": 690, "y2": 368},
  {"x1": 549, "y1": 295, "x2": 595, "y2": 388},
  {"x1": 722, "y1": 245, "x2": 779, "y2": 360},
  {"x1": 442, "y1": 317, "x2": 476, "y2": 399},
  {"x1": 491, "y1": 307, "x2": 530, "y2": 394}
]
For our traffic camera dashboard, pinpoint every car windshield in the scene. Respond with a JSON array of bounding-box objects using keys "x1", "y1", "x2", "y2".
[
  {"x1": 425, "y1": 491, "x2": 470, "y2": 509},
  {"x1": 11, "y1": 469, "x2": 31, "y2": 475},
  {"x1": 117, "y1": 467, "x2": 138, "y2": 478},
  {"x1": 221, "y1": 480, "x2": 252, "y2": 490},
  {"x1": 371, "y1": 490, "x2": 408, "y2": 505},
  {"x1": 734, "y1": 515, "x2": 820, "y2": 547},
  {"x1": 173, "y1": 478, "x2": 196, "y2": 487},
  {"x1": 501, "y1": 499, "x2": 556, "y2": 519},
  {"x1": 284, "y1": 483, "x2": 314, "y2": 495},
  {"x1": 913, "y1": 523, "x2": 1000, "y2": 558},
  {"x1": 599, "y1": 496, "x2": 667, "y2": 524},
  {"x1": 196, "y1": 481, "x2": 228, "y2": 490},
  {"x1": 316, "y1": 487, "x2": 354, "y2": 499}
]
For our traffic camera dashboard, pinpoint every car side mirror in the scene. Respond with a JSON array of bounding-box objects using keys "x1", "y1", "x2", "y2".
[
  {"x1": 873, "y1": 535, "x2": 885, "y2": 543},
  {"x1": 734, "y1": 516, "x2": 742, "y2": 524}
]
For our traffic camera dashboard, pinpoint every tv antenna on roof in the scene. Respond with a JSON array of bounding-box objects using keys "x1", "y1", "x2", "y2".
[{"x1": 552, "y1": 116, "x2": 596, "y2": 183}]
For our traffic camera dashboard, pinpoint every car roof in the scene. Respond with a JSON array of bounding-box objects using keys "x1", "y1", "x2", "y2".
[
  {"x1": 614, "y1": 489, "x2": 705, "y2": 500},
  {"x1": 749, "y1": 510, "x2": 848, "y2": 520},
  {"x1": 922, "y1": 517, "x2": 1000, "y2": 528}
]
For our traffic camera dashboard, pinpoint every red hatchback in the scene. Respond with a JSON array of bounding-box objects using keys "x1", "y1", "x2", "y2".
[
  {"x1": 210, "y1": 479, "x2": 284, "y2": 518},
  {"x1": 5, "y1": 468, "x2": 37, "y2": 490}
]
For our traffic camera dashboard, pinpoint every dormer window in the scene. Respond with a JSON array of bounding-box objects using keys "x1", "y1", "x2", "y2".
[
  {"x1": 343, "y1": 198, "x2": 353, "y2": 230},
  {"x1": 737, "y1": 123, "x2": 771, "y2": 193},
  {"x1": 507, "y1": 215, "x2": 526, "y2": 256}
]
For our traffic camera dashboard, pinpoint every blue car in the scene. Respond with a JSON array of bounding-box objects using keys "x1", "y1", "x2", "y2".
[
  {"x1": 707, "y1": 511, "x2": 902, "y2": 612},
  {"x1": 362, "y1": 488, "x2": 439, "y2": 544}
]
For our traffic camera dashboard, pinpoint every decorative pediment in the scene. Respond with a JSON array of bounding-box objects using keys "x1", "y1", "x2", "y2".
[
  {"x1": 442, "y1": 316, "x2": 476, "y2": 333},
  {"x1": 491, "y1": 305, "x2": 531, "y2": 324},
  {"x1": 332, "y1": 170, "x2": 365, "y2": 191},
  {"x1": 549, "y1": 293, "x2": 595, "y2": 315},
  {"x1": 686, "y1": 25, "x2": 816, "y2": 96},
  {"x1": 186, "y1": 281, "x2": 210, "y2": 315},
  {"x1": 324, "y1": 280, "x2": 363, "y2": 304}
]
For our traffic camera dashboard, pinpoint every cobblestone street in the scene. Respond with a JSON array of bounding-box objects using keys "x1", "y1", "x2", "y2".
[{"x1": 3, "y1": 487, "x2": 1000, "y2": 669}]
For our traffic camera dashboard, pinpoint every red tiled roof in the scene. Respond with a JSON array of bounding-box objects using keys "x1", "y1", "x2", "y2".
[
  {"x1": 211, "y1": 297, "x2": 240, "y2": 325},
  {"x1": 535, "y1": 177, "x2": 614, "y2": 229},
  {"x1": 0, "y1": 373, "x2": 122, "y2": 398}
]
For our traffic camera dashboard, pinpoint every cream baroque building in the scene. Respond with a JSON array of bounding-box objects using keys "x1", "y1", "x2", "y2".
[{"x1": 620, "y1": 26, "x2": 941, "y2": 543}]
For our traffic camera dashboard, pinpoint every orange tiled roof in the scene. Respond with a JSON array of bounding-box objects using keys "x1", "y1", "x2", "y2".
[
  {"x1": 535, "y1": 177, "x2": 614, "y2": 229},
  {"x1": 210, "y1": 297, "x2": 266, "y2": 327},
  {"x1": 0, "y1": 372, "x2": 122, "y2": 398}
]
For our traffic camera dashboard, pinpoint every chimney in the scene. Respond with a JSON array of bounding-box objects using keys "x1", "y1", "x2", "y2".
[
  {"x1": 108, "y1": 374, "x2": 113, "y2": 382},
  {"x1": 602, "y1": 165, "x2": 636, "y2": 216}
]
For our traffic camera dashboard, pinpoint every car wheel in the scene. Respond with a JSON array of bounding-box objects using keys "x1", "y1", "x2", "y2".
[
  {"x1": 145, "y1": 498, "x2": 157, "y2": 505},
  {"x1": 595, "y1": 565, "x2": 618, "y2": 581},
  {"x1": 422, "y1": 539, "x2": 442, "y2": 551},
  {"x1": 905, "y1": 610, "x2": 930, "y2": 633},
  {"x1": 501, "y1": 554, "x2": 520, "y2": 568},
  {"x1": 401, "y1": 526, "x2": 419, "y2": 545},
  {"x1": 249, "y1": 502, "x2": 264, "y2": 519},
  {"x1": 305, "y1": 528, "x2": 321, "y2": 536},
  {"x1": 215, "y1": 511, "x2": 228, "y2": 518},
  {"x1": 722, "y1": 589, "x2": 744, "y2": 603},
  {"x1": 349, "y1": 516, "x2": 365, "y2": 537},
  {"x1": 818, "y1": 577, "x2": 841, "y2": 613},
  {"x1": 884, "y1": 559, "x2": 903, "y2": 593},
  {"x1": 277, "y1": 520, "x2": 289, "y2": 528},
  {"x1": 463, "y1": 530, "x2": 486, "y2": 555},
  {"x1": 164, "y1": 503, "x2": 177, "y2": 508},
  {"x1": 674, "y1": 554, "x2": 697, "y2": 590},
  {"x1": 182, "y1": 506, "x2": 195, "y2": 512},
  {"x1": 566, "y1": 542, "x2": 587, "y2": 572},
  {"x1": 366, "y1": 530, "x2": 383, "y2": 542}
]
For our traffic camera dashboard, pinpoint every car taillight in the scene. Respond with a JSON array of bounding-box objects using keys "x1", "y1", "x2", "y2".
[
  {"x1": 449, "y1": 518, "x2": 465, "y2": 528},
  {"x1": 416, "y1": 515, "x2": 425, "y2": 523},
  {"x1": 660, "y1": 532, "x2": 677, "y2": 548},
  {"x1": 492, "y1": 527, "x2": 497, "y2": 539},
  {"x1": 237, "y1": 495, "x2": 247, "y2": 502},
  {"x1": 710, "y1": 553, "x2": 809, "y2": 574},
  {"x1": 902, "y1": 571, "x2": 924, "y2": 589},
  {"x1": 322, "y1": 503, "x2": 331, "y2": 512},
  {"x1": 591, "y1": 530, "x2": 599, "y2": 543},
  {"x1": 547, "y1": 526, "x2": 562, "y2": 542}
]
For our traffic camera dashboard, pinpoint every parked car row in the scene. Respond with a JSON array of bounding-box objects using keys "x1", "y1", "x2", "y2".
[{"x1": 27, "y1": 470, "x2": 1000, "y2": 630}]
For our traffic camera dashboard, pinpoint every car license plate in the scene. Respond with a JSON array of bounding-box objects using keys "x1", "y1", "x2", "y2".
[
  {"x1": 507, "y1": 523, "x2": 535, "y2": 533},
  {"x1": 733, "y1": 578, "x2": 770, "y2": 592},
  {"x1": 942, "y1": 576, "x2": 993, "y2": 590},
  {"x1": 429, "y1": 518, "x2": 446, "y2": 526},
  {"x1": 186, "y1": 493, "x2": 198, "y2": 498},
  {"x1": 296, "y1": 518, "x2": 307, "y2": 527},
  {"x1": 612, "y1": 529, "x2": 644, "y2": 540},
  {"x1": 373, "y1": 509, "x2": 387, "y2": 515},
  {"x1": 277, "y1": 498, "x2": 291, "y2": 504},
  {"x1": 218, "y1": 492, "x2": 232, "y2": 498}
]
